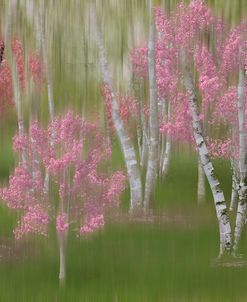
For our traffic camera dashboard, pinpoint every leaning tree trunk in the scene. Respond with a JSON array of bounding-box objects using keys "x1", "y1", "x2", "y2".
[
  {"x1": 197, "y1": 158, "x2": 206, "y2": 204},
  {"x1": 233, "y1": 67, "x2": 247, "y2": 256},
  {"x1": 144, "y1": 0, "x2": 159, "y2": 214},
  {"x1": 93, "y1": 10, "x2": 143, "y2": 215},
  {"x1": 182, "y1": 55, "x2": 232, "y2": 256}
]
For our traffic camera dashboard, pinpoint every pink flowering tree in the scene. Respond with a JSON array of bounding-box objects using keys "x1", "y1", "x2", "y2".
[
  {"x1": 0, "y1": 39, "x2": 14, "y2": 116},
  {"x1": 0, "y1": 111, "x2": 126, "y2": 284},
  {"x1": 153, "y1": 0, "x2": 247, "y2": 256}
]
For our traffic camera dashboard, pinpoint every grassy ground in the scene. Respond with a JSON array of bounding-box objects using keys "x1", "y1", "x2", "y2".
[
  {"x1": 0, "y1": 145, "x2": 246, "y2": 301},
  {"x1": 0, "y1": 220, "x2": 247, "y2": 301}
]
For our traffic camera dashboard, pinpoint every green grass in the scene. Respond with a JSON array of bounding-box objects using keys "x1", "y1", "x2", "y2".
[
  {"x1": 0, "y1": 149, "x2": 246, "y2": 301},
  {"x1": 0, "y1": 221, "x2": 247, "y2": 302}
]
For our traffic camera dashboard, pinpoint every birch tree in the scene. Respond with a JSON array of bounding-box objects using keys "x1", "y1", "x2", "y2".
[
  {"x1": 144, "y1": 0, "x2": 159, "y2": 214},
  {"x1": 197, "y1": 158, "x2": 206, "y2": 204},
  {"x1": 155, "y1": 2, "x2": 233, "y2": 255},
  {"x1": 233, "y1": 67, "x2": 247, "y2": 256},
  {"x1": 181, "y1": 56, "x2": 232, "y2": 255},
  {"x1": 92, "y1": 8, "x2": 143, "y2": 215}
]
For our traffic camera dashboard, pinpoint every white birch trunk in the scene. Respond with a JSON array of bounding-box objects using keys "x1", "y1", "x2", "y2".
[
  {"x1": 233, "y1": 67, "x2": 247, "y2": 256},
  {"x1": 11, "y1": 61, "x2": 27, "y2": 164},
  {"x1": 93, "y1": 10, "x2": 143, "y2": 215},
  {"x1": 38, "y1": 3, "x2": 55, "y2": 121},
  {"x1": 230, "y1": 157, "x2": 239, "y2": 211},
  {"x1": 37, "y1": 2, "x2": 55, "y2": 194},
  {"x1": 4, "y1": 0, "x2": 27, "y2": 164},
  {"x1": 140, "y1": 104, "x2": 149, "y2": 170},
  {"x1": 197, "y1": 158, "x2": 206, "y2": 204},
  {"x1": 58, "y1": 233, "x2": 67, "y2": 286},
  {"x1": 182, "y1": 55, "x2": 232, "y2": 256},
  {"x1": 143, "y1": 0, "x2": 159, "y2": 214},
  {"x1": 161, "y1": 101, "x2": 172, "y2": 178},
  {"x1": 4, "y1": 0, "x2": 16, "y2": 48}
]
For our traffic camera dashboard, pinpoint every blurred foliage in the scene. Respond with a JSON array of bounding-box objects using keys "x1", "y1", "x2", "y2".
[{"x1": 0, "y1": 1, "x2": 246, "y2": 300}]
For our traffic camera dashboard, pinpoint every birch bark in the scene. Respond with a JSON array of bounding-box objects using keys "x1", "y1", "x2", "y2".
[
  {"x1": 4, "y1": 0, "x2": 27, "y2": 164},
  {"x1": 161, "y1": 101, "x2": 172, "y2": 178},
  {"x1": 93, "y1": 10, "x2": 143, "y2": 215},
  {"x1": 36, "y1": 2, "x2": 55, "y2": 194},
  {"x1": 233, "y1": 67, "x2": 247, "y2": 256},
  {"x1": 140, "y1": 102, "x2": 149, "y2": 170},
  {"x1": 38, "y1": 1, "x2": 55, "y2": 121},
  {"x1": 182, "y1": 55, "x2": 232, "y2": 256},
  {"x1": 197, "y1": 158, "x2": 206, "y2": 204},
  {"x1": 230, "y1": 157, "x2": 239, "y2": 211},
  {"x1": 143, "y1": 0, "x2": 159, "y2": 214},
  {"x1": 58, "y1": 232, "x2": 67, "y2": 286},
  {"x1": 11, "y1": 62, "x2": 27, "y2": 164}
]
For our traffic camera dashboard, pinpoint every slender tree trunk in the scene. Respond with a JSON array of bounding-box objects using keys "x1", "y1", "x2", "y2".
[
  {"x1": 140, "y1": 102, "x2": 149, "y2": 170},
  {"x1": 38, "y1": 2, "x2": 55, "y2": 121},
  {"x1": 144, "y1": 0, "x2": 159, "y2": 214},
  {"x1": 4, "y1": 0, "x2": 27, "y2": 164},
  {"x1": 161, "y1": 101, "x2": 172, "y2": 178},
  {"x1": 158, "y1": 100, "x2": 165, "y2": 178},
  {"x1": 133, "y1": 76, "x2": 144, "y2": 163},
  {"x1": 37, "y1": 2, "x2": 55, "y2": 194},
  {"x1": 182, "y1": 55, "x2": 231, "y2": 256},
  {"x1": 197, "y1": 158, "x2": 206, "y2": 204},
  {"x1": 230, "y1": 157, "x2": 239, "y2": 211},
  {"x1": 93, "y1": 9, "x2": 143, "y2": 215},
  {"x1": 4, "y1": 0, "x2": 16, "y2": 48},
  {"x1": 11, "y1": 61, "x2": 27, "y2": 164},
  {"x1": 58, "y1": 233, "x2": 67, "y2": 286},
  {"x1": 233, "y1": 67, "x2": 247, "y2": 256}
]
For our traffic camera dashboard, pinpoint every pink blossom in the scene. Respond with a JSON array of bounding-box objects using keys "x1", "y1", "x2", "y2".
[
  {"x1": 1, "y1": 111, "x2": 126, "y2": 240},
  {"x1": 56, "y1": 213, "x2": 69, "y2": 234},
  {"x1": 11, "y1": 39, "x2": 26, "y2": 90}
]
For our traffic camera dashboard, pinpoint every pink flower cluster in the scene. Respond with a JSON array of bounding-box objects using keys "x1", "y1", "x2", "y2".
[
  {"x1": 0, "y1": 60, "x2": 13, "y2": 114},
  {"x1": 174, "y1": 0, "x2": 212, "y2": 47},
  {"x1": 130, "y1": 47, "x2": 148, "y2": 78},
  {"x1": 207, "y1": 137, "x2": 232, "y2": 160},
  {"x1": 101, "y1": 84, "x2": 140, "y2": 130},
  {"x1": 0, "y1": 38, "x2": 46, "y2": 116},
  {"x1": 11, "y1": 39, "x2": 26, "y2": 90},
  {"x1": 29, "y1": 52, "x2": 45, "y2": 91},
  {"x1": 0, "y1": 111, "x2": 126, "y2": 240},
  {"x1": 160, "y1": 94, "x2": 193, "y2": 142},
  {"x1": 214, "y1": 87, "x2": 238, "y2": 125},
  {"x1": 80, "y1": 214, "x2": 104, "y2": 234},
  {"x1": 56, "y1": 213, "x2": 69, "y2": 234},
  {"x1": 194, "y1": 45, "x2": 222, "y2": 108},
  {"x1": 14, "y1": 205, "x2": 49, "y2": 240}
]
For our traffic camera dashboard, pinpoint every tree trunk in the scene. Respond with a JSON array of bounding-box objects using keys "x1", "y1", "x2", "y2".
[
  {"x1": 4, "y1": 0, "x2": 27, "y2": 165},
  {"x1": 161, "y1": 101, "x2": 172, "y2": 178},
  {"x1": 144, "y1": 0, "x2": 159, "y2": 214},
  {"x1": 93, "y1": 9, "x2": 143, "y2": 215},
  {"x1": 182, "y1": 55, "x2": 232, "y2": 256},
  {"x1": 11, "y1": 61, "x2": 27, "y2": 164},
  {"x1": 197, "y1": 158, "x2": 206, "y2": 204},
  {"x1": 37, "y1": 2, "x2": 55, "y2": 194},
  {"x1": 140, "y1": 108, "x2": 149, "y2": 170},
  {"x1": 58, "y1": 234, "x2": 67, "y2": 286},
  {"x1": 230, "y1": 157, "x2": 239, "y2": 211},
  {"x1": 233, "y1": 68, "x2": 247, "y2": 256},
  {"x1": 4, "y1": 0, "x2": 16, "y2": 48}
]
